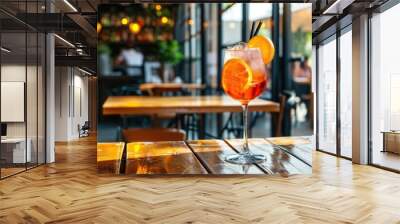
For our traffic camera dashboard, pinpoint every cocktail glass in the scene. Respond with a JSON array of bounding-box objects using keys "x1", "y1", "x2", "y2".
[{"x1": 222, "y1": 45, "x2": 268, "y2": 165}]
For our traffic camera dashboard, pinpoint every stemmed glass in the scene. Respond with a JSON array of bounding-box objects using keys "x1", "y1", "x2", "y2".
[{"x1": 222, "y1": 46, "x2": 268, "y2": 164}]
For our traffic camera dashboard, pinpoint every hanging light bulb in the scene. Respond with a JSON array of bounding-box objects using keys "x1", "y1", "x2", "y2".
[
  {"x1": 97, "y1": 22, "x2": 102, "y2": 33},
  {"x1": 155, "y1": 4, "x2": 162, "y2": 11},
  {"x1": 161, "y1": 16, "x2": 169, "y2": 24},
  {"x1": 129, "y1": 22, "x2": 141, "y2": 34},
  {"x1": 121, "y1": 17, "x2": 129, "y2": 25}
]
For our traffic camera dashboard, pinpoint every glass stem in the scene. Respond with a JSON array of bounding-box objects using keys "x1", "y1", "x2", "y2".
[{"x1": 242, "y1": 104, "x2": 249, "y2": 155}]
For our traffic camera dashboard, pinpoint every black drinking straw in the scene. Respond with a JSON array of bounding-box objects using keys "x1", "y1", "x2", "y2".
[
  {"x1": 253, "y1": 21, "x2": 262, "y2": 37},
  {"x1": 249, "y1": 22, "x2": 255, "y2": 40}
]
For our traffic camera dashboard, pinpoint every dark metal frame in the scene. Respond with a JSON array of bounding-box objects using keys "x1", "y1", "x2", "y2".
[
  {"x1": 282, "y1": 3, "x2": 292, "y2": 136},
  {"x1": 314, "y1": 23, "x2": 352, "y2": 161},
  {"x1": 335, "y1": 20, "x2": 341, "y2": 157},
  {"x1": 200, "y1": 4, "x2": 207, "y2": 94},
  {"x1": 217, "y1": 3, "x2": 223, "y2": 93},
  {"x1": 367, "y1": 10, "x2": 373, "y2": 166}
]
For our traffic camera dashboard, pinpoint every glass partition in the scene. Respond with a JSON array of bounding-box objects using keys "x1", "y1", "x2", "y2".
[
  {"x1": 1, "y1": 29, "x2": 28, "y2": 178},
  {"x1": 317, "y1": 36, "x2": 337, "y2": 154},
  {"x1": 0, "y1": 1, "x2": 46, "y2": 179}
]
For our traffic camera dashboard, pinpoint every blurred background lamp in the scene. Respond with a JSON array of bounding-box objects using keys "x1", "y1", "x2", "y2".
[
  {"x1": 161, "y1": 16, "x2": 169, "y2": 24},
  {"x1": 129, "y1": 22, "x2": 141, "y2": 34},
  {"x1": 155, "y1": 4, "x2": 162, "y2": 11},
  {"x1": 97, "y1": 22, "x2": 102, "y2": 33},
  {"x1": 121, "y1": 17, "x2": 129, "y2": 25}
]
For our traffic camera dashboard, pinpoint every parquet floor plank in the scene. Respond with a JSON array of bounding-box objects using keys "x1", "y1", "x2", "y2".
[{"x1": 0, "y1": 136, "x2": 399, "y2": 223}]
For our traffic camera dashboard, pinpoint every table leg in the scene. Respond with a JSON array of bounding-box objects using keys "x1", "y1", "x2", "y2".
[
  {"x1": 198, "y1": 114, "x2": 206, "y2": 139},
  {"x1": 217, "y1": 113, "x2": 223, "y2": 139}
]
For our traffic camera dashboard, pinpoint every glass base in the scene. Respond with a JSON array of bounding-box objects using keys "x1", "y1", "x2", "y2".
[{"x1": 225, "y1": 153, "x2": 266, "y2": 165}]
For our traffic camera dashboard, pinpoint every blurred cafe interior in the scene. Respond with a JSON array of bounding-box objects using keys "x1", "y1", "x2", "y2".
[{"x1": 97, "y1": 3, "x2": 313, "y2": 143}]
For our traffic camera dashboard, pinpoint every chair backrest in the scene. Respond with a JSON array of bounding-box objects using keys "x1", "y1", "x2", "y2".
[
  {"x1": 152, "y1": 85, "x2": 183, "y2": 96},
  {"x1": 275, "y1": 95, "x2": 287, "y2": 137},
  {"x1": 122, "y1": 128, "x2": 186, "y2": 142},
  {"x1": 82, "y1": 121, "x2": 90, "y2": 129}
]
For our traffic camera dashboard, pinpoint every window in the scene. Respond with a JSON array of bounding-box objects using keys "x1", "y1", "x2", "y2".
[
  {"x1": 222, "y1": 3, "x2": 242, "y2": 45},
  {"x1": 370, "y1": 3, "x2": 400, "y2": 171},
  {"x1": 317, "y1": 37, "x2": 337, "y2": 154},
  {"x1": 339, "y1": 28, "x2": 352, "y2": 158}
]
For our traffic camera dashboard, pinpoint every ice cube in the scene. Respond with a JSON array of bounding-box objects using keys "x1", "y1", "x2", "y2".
[{"x1": 230, "y1": 42, "x2": 248, "y2": 50}]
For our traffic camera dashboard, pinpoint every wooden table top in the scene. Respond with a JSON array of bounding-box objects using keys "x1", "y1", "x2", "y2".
[
  {"x1": 98, "y1": 137, "x2": 312, "y2": 176},
  {"x1": 97, "y1": 142, "x2": 125, "y2": 174},
  {"x1": 126, "y1": 141, "x2": 208, "y2": 175},
  {"x1": 266, "y1": 136, "x2": 313, "y2": 165},
  {"x1": 102, "y1": 95, "x2": 280, "y2": 116}
]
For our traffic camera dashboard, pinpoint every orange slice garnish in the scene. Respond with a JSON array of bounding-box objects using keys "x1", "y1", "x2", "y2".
[
  {"x1": 248, "y1": 35, "x2": 275, "y2": 64},
  {"x1": 221, "y1": 58, "x2": 253, "y2": 100}
]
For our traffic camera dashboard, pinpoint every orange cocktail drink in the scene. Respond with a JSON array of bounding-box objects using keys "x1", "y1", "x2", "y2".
[
  {"x1": 221, "y1": 35, "x2": 274, "y2": 165},
  {"x1": 222, "y1": 48, "x2": 267, "y2": 105}
]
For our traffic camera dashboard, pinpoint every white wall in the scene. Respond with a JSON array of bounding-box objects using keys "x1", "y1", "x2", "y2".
[
  {"x1": 1, "y1": 64, "x2": 46, "y2": 164},
  {"x1": 1, "y1": 65, "x2": 39, "y2": 138},
  {"x1": 1, "y1": 65, "x2": 26, "y2": 139},
  {"x1": 55, "y1": 66, "x2": 70, "y2": 141},
  {"x1": 54, "y1": 67, "x2": 89, "y2": 141}
]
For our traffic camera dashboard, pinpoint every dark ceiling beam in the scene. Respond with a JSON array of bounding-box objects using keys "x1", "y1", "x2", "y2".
[
  {"x1": 67, "y1": 13, "x2": 97, "y2": 46},
  {"x1": 312, "y1": 15, "x2": 335, "y2": 33},
  {"x1": 86, "y1": 0, "x2": 97, "y2": 12},
  {"x1": 9, "y1": 13, "x2": 83, "y2": 32},
  {"x1": 48, "y1": 0, "x2": 97, "y2": 46},
  {"x1": 322, "y1": 0, "x2": 356, "y2": 15},
  {"x1": 0, "y1": 8, "x2": 37, "y2": 31},
  {"x1": 55, "y1": 55, "x2": 96, "y2": 71}
]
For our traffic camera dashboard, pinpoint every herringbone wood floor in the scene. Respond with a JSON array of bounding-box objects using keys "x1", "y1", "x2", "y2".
[{"x1": 1, "y1": 136, "x2": 400, "y2": 223}]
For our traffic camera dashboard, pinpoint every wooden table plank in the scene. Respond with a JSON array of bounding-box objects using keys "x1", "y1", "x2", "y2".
[
  {"x1": 97, "y1": 142, "x2": 125, "y2": 174},
  {"x1": 266, "y1": 136, "x2": 313, "y2": 166},
  {"x1": 225, "y1": 139, "x2": 311, "y2": 176},
  {"x1": 102, "y1": 95, "x2": 279, "y2": 116},
  {"x1": 187, "y1": 140, "x2": 265, "y2": 175},
  {"x1": 125, "y1": 141, "x2": 208, "y2": 175}
]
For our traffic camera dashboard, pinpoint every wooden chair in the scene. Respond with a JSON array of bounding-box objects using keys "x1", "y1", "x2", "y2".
[
  {"x1": 274, "y1": 95, "x2": 287, "y2": 137},
  {"x1": 141, "y1": 83, "x2": 183, "y2": 96},
  {"x1": 142, "y1": 84, "x2": 183, "y2": 127},
  {"x1": 78, "y1": 121, "x2": 90, "y2": 138},
  {"x1": 122, "y1": 128, "x2": 186, "y2": 142},
  {"x1": 152, "y1": 85, "x2": 182, "y2": 96}
]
